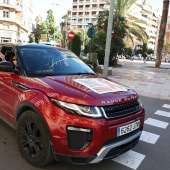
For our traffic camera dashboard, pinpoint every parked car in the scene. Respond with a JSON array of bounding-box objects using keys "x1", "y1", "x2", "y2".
[
  {"x1": 149, "y1": 56, "x2": 156, "y2": 61},
  {"x1": 131, "y1": 55, "x2": 142, "y2": 60},
  {"x1": 0, "y1": 43, "x2": 145, "y2": 167},
  {"x1": 161, "y1": 57, "x2": 170, "y2": 62},
  {"x1": 125, "y1": 55, "x2": 131, "y2": 59}
]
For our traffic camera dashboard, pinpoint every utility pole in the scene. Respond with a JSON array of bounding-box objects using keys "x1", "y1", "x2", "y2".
[{"x1": 103, "y1": 0, "x2": 115, "y2": 77}]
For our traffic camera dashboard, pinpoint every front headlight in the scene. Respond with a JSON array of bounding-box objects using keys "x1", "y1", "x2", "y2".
[
  {"x1": 51, "y1": 99, "x2": 102, "y2": 118},
  {"x1": 137, "y1": 99, "x2": 143, "y2": 109}
]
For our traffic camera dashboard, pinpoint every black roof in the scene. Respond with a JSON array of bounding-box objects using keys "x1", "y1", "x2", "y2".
[{"x1": 0, "y1": 42, "x2": 67, "y2": 51}]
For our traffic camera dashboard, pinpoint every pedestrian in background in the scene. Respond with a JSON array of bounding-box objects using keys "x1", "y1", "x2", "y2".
[{"x1": 143, "y1": 52, "x2": 147, "y2": 63}]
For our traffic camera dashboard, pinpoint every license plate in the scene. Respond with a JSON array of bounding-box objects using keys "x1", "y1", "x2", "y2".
[{"x1": 117, "y1": 120, "x2": 140, "y2": 137}]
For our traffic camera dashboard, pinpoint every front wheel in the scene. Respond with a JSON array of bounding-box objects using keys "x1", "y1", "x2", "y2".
[{"x1": 16, "y1": 110, "x2": 54, "y2": 167}]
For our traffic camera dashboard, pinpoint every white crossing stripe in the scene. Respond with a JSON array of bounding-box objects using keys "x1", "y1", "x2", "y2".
[
  {"x1": 162, "y1": 104, "x2": 170, "y2": 109},
  {"x1": 145, "y1": 118, "x2": 169, "y2": 129},
  {"x1": 140, "y1": 131, "x2": 160, "y2": 144},
  {"x1": 113, "y1": 150, "x2": 145, "y2": 170},
  {"x1": 155, "y1": 110, "x2": 170, "y2": 118}
]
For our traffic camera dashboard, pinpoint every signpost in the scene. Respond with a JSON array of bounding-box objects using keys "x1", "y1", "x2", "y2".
[
  {"x1": 87, "y1": 25, "x2": 95, "y2": 62},
  {"x1": 68, "y1": 31, "x2": 75, "y2": 50}
]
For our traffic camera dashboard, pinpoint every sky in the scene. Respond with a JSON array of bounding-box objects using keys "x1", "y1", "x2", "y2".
[
  {"x1": 32, "y1": 0, "x2": 73, "y2": 25},
  {"x1": 32, "y1": 0, "x2": 164, "y2": 26}
]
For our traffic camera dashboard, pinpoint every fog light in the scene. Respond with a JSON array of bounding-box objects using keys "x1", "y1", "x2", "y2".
[{"x1": 67, "y1": 126, "x2": 93, "y2": 150}]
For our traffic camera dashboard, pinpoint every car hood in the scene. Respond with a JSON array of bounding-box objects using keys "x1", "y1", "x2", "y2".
[{"x1": 22, "y1": 75, "x2": 138, "y2": 106}]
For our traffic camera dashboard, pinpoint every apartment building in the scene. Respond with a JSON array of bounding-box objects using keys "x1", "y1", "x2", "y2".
[
  {"x1": 165, "y1": 16, "x2": 170, "y2": 41},
  {"x1": 70, "y1": 0, "x2": 109, "y2": 30},
  {"x1": 69, "y1": 0, "x2": 160, "y2": 51},
  {"x1": 128, "y1": 0, "x2": 160, "y2": 51},
  {"x1": 0, "y1": 0, "x2": 34, "y2": 43}
]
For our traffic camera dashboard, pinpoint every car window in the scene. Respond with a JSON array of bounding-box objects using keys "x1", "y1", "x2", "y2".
[{"x1": 18, "y1": 47, "x2": 95, "y2": 77}]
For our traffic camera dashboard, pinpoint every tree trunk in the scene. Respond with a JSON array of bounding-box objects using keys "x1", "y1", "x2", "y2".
[{"x1": 155, "y1": 0, "x2": 169, "y2": 68}]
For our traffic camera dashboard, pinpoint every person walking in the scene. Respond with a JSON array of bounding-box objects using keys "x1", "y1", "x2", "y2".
[{"x1": 143, "y1": 52, "x2": 147, "y2": 63}]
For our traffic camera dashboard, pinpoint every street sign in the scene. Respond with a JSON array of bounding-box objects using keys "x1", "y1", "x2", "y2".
[
  {"x1": 87, "y1": 27, "x2": 95, "y2": 38},
  {"x1": 41, "y1": 34, "x2": 48, "y2": 41},
  {"x1": 68, "y1": 31, "x2": 75, "y2": 40}
]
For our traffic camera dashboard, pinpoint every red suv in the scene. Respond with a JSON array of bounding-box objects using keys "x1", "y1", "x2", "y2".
[{"x1": 0, "y1": 43, "x2": 145, "y2": 167}]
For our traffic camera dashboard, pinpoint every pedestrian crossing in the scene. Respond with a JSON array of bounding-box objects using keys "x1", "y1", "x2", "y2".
[{"x1": 112, "y1": 104, "x2": 170, "y2": 170}]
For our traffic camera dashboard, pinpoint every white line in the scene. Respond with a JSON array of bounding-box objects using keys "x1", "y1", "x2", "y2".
[
  {"x1": 162, "y1": 104, "x2": 170, "y2": 109},
  {"x1": 140, "y1": 131, "x2": 160, "y2": 144},
  {"x1": 144, "y1": 118, "x2": 169, "y2": 129},
  {"x1": 113, "y1": 150, "x2": 145, "y2": 170},
  {"x1": 155, "y1": 110, "x2": 170, "y2": 118}
]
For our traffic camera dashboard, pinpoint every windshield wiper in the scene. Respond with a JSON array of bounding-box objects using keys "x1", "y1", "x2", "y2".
[
  {"x1": 29, "y1": 72, "x2": 57, "y2": 76},
  {"x1": 67, "y1": 72, "x2": 96, "y2": 75}
]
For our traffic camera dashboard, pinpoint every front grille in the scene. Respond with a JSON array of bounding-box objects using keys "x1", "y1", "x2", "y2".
[{"x1": 102, "y1": 100, "x2": 140, "y2": 119}]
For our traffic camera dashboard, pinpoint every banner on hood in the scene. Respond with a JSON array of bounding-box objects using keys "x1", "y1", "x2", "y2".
[{"x1": 74, "y1": 78, "x2": 127, "y2": 94}]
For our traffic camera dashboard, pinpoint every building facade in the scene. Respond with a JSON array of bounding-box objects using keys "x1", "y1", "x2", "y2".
[
  {"x1": 70, "y1": 0, "x2": 109, "y2": 30},
  {"x1": 0, "y1": 0, "x2": 34, "y2": 43},
  {"x1": 69, "y1": 0, "x2": 160, "y2": 51},
  {"x1": 165, "y1": 16, "x2": 170, "y2": 41}
]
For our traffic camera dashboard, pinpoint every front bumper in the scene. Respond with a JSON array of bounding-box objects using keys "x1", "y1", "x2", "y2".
[
  {"x1": 54, "y1": 129, "x2": 142, "y2": 164},
  {"x1": 90, "y1": 130, "x2": 141, "y2": 163}
]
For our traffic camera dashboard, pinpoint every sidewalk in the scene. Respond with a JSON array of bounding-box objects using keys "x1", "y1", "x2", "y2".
[{"x1": 104, "y1": 60, "x2": 170, "y2": 101}]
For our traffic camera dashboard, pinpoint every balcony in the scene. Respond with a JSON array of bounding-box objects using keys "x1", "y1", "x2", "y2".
[
  {"x1": 86, "y1": 0, "x2": 90, "y2": 3},
  {"x1": 78, "y1": 8, "x2": 84, "y2": 11},
  {"x1": 79, "y1": 0, "x2": 84, "y2": 4},
  {"x1": 0, "y1": 2, "x2": 23, "y2": 12}
]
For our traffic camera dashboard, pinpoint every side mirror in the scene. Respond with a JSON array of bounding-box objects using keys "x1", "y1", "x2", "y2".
[{"x1": 0, "y1": 61, "x2": 13, "y2": 72}]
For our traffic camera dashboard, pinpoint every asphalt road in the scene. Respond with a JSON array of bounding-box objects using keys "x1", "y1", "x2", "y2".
[{"x1": 0, "y1": 96, "x2": 170, "y2": 170}]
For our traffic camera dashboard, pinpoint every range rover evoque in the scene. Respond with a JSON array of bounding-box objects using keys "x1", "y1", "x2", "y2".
[{"x1": 0, "y1": 43, "x2": 145, "y2": 167}]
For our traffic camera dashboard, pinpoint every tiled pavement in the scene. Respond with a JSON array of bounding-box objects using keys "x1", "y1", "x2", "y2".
[{"x1": 105, "y1": 60, "x2": 170, "y2": 101}]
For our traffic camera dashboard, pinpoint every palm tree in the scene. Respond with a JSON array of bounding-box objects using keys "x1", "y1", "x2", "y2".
[
  {"x1": 155, "y1": 0, "x2": 170, "y2": 68},
  {"x1": 96, "y1": 0, "x2": 149, "y2": 46}
]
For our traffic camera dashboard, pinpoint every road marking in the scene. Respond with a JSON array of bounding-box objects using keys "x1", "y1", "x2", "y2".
[
  {"x1": 145, "y1": 118, "x2": 169, "y2": 129},
  {"x1": 140, "y1": 131, "x2": 160, "y2": 144},
  {"x1": 162, "y1": 104, "x2": 170, "y2": 109},
  {"x1": 113, "y1": 150, "x2": 145, "y2": 170},
  {"x1": 155, "y1": 110, "x2": 170, "y2": 118}
]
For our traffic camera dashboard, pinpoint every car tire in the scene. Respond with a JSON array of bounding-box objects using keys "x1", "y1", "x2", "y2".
[{"x1": 16, "y1": 110, "x2": 54, "y2": 167}]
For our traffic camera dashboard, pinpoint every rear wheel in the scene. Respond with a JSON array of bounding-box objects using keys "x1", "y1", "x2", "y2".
[{"x1": 16, "y1": 110, "x2": 54, "y2": 167}]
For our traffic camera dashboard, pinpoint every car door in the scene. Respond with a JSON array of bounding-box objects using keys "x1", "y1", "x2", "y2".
[{"x1": 0, "y1": 45, "x2": 21, "y2": 125}]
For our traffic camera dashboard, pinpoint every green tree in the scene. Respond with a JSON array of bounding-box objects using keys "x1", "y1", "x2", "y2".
[
  {"x1": 164, "y1": 39, "x2": 170, "y2": 58},
  {"x1": 125, "y1": 47, "x2": 133, "y2": 56},
  {"x1": 96, "y1": 0, "x2": 149, "y2": 45},
  {"x1": 155, "y1": 0, "x2": 169, "y2": 67},
  {"x1": 147, "y1": 48, "x2": 154, "y2": 55},
  {"x1": 141, "y1": 43, "x2": 148, "y2": 56},
  {"x1": 46, "y1": 9, "x2": 56, "y2": 40},
  {"x1": 94, "y1": 0, "x2": 149, "y2": 65},
  {"x1": 34, "y1": 16, "x2": 43, "y2": 43},
  {"x1": 68, "y1": 34, "x2": 81, "y2": 56},
  {"x1": 29, "y1": 33, "x2": 35, "y2": 43}
]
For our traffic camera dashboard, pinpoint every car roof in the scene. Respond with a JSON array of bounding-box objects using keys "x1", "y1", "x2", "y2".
[{"x1": 0, "y1": 42, "x2": 67, "y2": 51}]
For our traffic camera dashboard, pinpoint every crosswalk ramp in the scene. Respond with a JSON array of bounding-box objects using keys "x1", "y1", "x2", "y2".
[{"x1": 112, "y1": 104, "x2": 170, "y2": 169}]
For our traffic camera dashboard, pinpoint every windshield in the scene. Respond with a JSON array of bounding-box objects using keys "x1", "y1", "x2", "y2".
[{"x1": 18, "y1": 46, "x2": 95, "y2": 77}]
